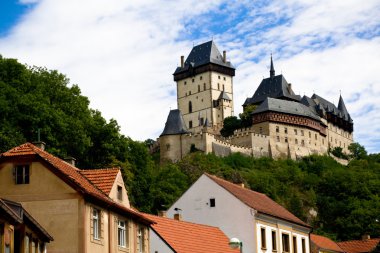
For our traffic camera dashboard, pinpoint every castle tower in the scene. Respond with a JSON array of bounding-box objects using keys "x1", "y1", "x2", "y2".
[{"x1": 173, "y1": 41, "x2": 235, "y2": 133}]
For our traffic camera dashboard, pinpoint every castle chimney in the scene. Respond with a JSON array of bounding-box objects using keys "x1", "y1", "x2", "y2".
[
  {"x1": 223, "y1": 50, "x2": 226, "y2": 63},
  {"x1": 174, "y1": 213, "x2": 182, "y2": 221},
  {"x1": 64, "y1": 156, "x2": 76, "y2": 167},
  {"x1": 180, "y1": 55, "x2": 184, "y2": 68},
  {"x1": 158, "y1": 211, "x2": 167, "y2": 218},
  {"x1": 33, "y1": 141, "x2": 46, "y2": 151}
]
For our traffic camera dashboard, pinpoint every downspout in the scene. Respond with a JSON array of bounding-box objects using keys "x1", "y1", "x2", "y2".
[
  {"x1": 82, "y1": 201, "x2": 87, "y2": 253},
  {"x1": 108, "y1": 211, "x2": 112, "y2": 253}
]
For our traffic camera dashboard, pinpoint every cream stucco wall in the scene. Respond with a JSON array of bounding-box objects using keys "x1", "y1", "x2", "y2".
[{"x1": 108, "y1": 171, "x2": 130, "y2": 208}]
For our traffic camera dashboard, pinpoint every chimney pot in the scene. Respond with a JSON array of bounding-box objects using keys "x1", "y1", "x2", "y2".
[
  {"x1": 223, "y1": 51, "x2": 226, "y2": 63},
  {"x1": 33, "y1": 141, "x2": 46, "y2": 151},
  {"x1": 180, "y1": 55, "x2": 184, "y2": 68},
  {"x1": 158, "y1": 211, "x2": 167, "y2": 217},
  {"x1": 174, "y1": 213, "x2": 182, "y2": 221},
  {"x1": 64, "y1": 156, "x2": 76, "y2": 167},
  {"x1": 362, "y1": 235, "x2": 370, "y2": 240}
]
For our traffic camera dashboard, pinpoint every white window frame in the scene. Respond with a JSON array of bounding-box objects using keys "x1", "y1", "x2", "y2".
[
  {"x1": 137, "y1": 227, "x2": 145, "y2": 253},
  {"x1": 118, "y1": 220, "x2": 126, "y2": 248},
  {"x1": 93, "y1": 209, "x2": 100, "y2": 240}
]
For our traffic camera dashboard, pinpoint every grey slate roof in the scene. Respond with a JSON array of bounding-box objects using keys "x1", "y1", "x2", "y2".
[
  {"x1": 174, "y1": 41, "x2": 234, "y2": 75},
  {"x1": 244, "y1": 75, "x2": 301, "y2": 106},
  {"x1": 300, "y1": 95, "x2": 317, "y2": 114},
  {"x1": 338, "y1": 95, "x2": 351, "y2": 121},
  {"x1": 312, "y1": 94, "x2": 352, "y2": 122},
  {"x1": 252, "y1": 97, "x2": 322, "y2": 122},
  {"x1": 160, "y1": 109, "x2": 189, "y2": 136},
  {"x1": 218, "y1": 91, "x2": 231, "y2": 101}
]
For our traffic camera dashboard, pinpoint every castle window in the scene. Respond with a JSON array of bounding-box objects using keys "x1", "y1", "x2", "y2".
[
  {"x1": 210, "y1": 198, "x2": 215, "y2": 207},
  {"x1": 322, "y1": 139, "x2": 325, "y2": 145},
  {"x1": 192, "y1": 78, "x2": 194, "y2": 83},
  {"x1": 309, "y1": 132, "x2": 311, "y2": 138},
  {"x1": 189, "y1": 101, "x2": 192, "y2": 113},
  {"x1": 15, "y1": 165, "x2": 30, "y2": 184},
  {"x1": 200, "y1": 76, "x2": 203, "y2": 80},
  {"x1": 344, "y1": 143, "x2": 345, "y2": 148},
  {"x1": 184, "y1": 81, "x2": 187, "y2": 85},
  {"x1": 198, "y1": 85, "x2": 200, "y2": 92},
  {"x1": 294, "y1": 129, "x2": 297, "y2": 135},
  {"x1": 218, "y1": 75, "x2": 221, "y2": 79},
  {"x1": 189, "y1": 91, "x2": 191, "y2": 95},
  {"x1": 301, "y1": 140, "x2": 305, "y2": 146},
  {"x1": 189, "y1": 121, "x2": 193, "y2": 128},
  {"x1": 218, "y1": 83, "x2": 220, "y2": 90},
  {"x1": 276, "y1": 126, "x2": 279, "y2": 133},
  {"x1": 315, "y1": 134, "x2": 317, "y2": 140},
  {"x1": 284, "y1": 128, "x2": 288, "y2": 134},
  {"x1": 276, "y1": 136, "x2": 280, "y2": 142},
  {"x1": 223, "y1": 77, "x2": 226, "y2": 80},
  {"x1": 223, "y1": 85, "x2": 225, "y2": 91},
  {"x1": 285, "y1": 137, "x2": 288, "y2": 143},
  {"x1": 166, "y1": 144, "x2": 170, "y2": 151},
  {"x1": 301, "y1": 130, "x2": 304, "y2": 136},
  {"x1": 295, "y1": 139, "x2": 298, "y2": 144},
  {"x1": 204, "y1": 83, "x2": 206, "y2": 91}
]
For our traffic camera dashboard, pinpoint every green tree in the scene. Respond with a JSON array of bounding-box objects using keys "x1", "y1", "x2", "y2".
[
  {"x1": 220, "y1": 116, "x2": 241, "y2": 137},
  {"x1": 348, "y1": 142, "x2": 367, "y2": 160}
]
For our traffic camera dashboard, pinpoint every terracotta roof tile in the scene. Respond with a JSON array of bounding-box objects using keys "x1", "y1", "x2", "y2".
[
  {"x1": 80, "y1": 168, "x2": 119, "y2": 195},
  {"x1": 311, "y1": 234, "x2": 344, "y2": 252},
  {"x1": 337, "y1": 238, "x2": 380, "y2": 253},
  {"x1": 205, "y1": 173, "x2": 309, "y2": 227},
  {"x1": 1, "y1": 143, "x2": 153, "y2": 226},
  {"x1": 143, "y1": 213, "x2": 239, "y2": 253}
]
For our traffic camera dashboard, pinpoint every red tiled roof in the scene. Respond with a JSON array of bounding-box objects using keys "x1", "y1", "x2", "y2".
[
  {"x1": 337, "y1": 238, "x2": 380, "y2": 253},
  {"x1": 311, "y1": 234, "x2": 344, "y2": 252},
  {"x1": 205, "y1": 173, "x2": 309, "y2": 227},
  {"x1": 1, "y1": 143, "x2": 153, "y2": 226},
  {"x1": 143, "y1": 213, "x2": 239, "y2": 253},
  {"x1": 80, "y1": 168, "x2": 119, "y2": 195}
]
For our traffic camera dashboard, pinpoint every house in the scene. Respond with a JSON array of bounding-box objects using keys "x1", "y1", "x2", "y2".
[
  {"x1": 0, "y1": 142, "x2": 154, "y2": 253},
  {"x1": 337, "y1": 236, "x2": 380, "y2": 253},
  {"x1": 167, "y1": 173, "x2": 312, "y2": 253},
  {"x1": 0, "y1": 198, "x2": 53, "y2": 253},
  {"x1": 143, "y1": 212, "x2": 239, "y2": 253},
  {"x1": 310, "y1": 234, "x2": 344, "y2": 253}
]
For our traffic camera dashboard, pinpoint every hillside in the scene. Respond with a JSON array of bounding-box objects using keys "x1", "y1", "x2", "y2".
[{"x1": 0, "y1": 56, "x2": 378, "y2": 241}]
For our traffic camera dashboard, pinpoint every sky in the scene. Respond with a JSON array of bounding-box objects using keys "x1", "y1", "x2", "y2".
[{"x1": 0, "y1": 0, "x2": 379, "y2": 153}]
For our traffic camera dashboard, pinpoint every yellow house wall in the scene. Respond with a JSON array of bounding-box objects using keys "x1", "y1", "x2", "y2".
[
  {"x1": 0, "y1": 161, "x2": 81, "y2": 253},
  {"x1": 108, "y1": 171, "x2": 130, "y2": 208}
]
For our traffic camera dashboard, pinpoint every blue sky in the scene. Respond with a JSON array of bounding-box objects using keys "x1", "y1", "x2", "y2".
[{"x1": 0, "y1": 0, "x2": 379, "y2": 153}]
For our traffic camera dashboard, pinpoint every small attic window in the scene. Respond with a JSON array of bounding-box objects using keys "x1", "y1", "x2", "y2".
[
  {"x1": 210, "y1": 198, "x2": 215, "y2": 207},
  {"x1": 117, "y1": 185, "x2": 123, "y2": 200}
]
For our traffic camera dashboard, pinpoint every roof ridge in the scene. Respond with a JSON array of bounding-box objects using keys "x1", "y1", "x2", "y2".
[{"x1": 81, "y1": 167, "x2": 120, "y2": 171}]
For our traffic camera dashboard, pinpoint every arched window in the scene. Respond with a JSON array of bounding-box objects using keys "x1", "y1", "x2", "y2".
[{"x1": 189, "y1": 101, "x2": 192, "y2": 113}]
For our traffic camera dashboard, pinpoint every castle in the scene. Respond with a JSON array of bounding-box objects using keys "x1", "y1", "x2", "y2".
[{"x1": 159, "y1": 41, "x2": 353, "y2": 162}]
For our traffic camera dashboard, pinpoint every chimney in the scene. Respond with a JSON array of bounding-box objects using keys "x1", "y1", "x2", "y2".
[
  {"x1": 223, "y1": 50, "x2": 226, "y2": 63},
  {"x1": 180, "y1": 55, "x2": 184, "y2": 68},
  {"x1": 362, "y1": 235, "x2": 370, "y2": 240},
  {"x1": 64, "y1": 156, "x2": 76, "y2": 167},
  {"x1": 33, "y1": 141, "x2": 46, "y2": 151},
  {"x1": 174, "y1": 213, "x2": 182, "y2": 221},
  {"x1": 158, "y1": 211, "x2": 167, "y2": 218},
  {"x1": 235, "y1": 183, "x2": 245, "y2": 188}
]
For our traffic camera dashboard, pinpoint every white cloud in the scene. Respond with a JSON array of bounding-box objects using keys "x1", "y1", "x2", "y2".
[{"x1": 1, "y1": 0, "x2": 379, "y2": 152}]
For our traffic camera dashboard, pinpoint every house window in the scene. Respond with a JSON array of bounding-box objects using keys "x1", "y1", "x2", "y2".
[
  {"x1": 137, "y1": 227, "x2": 145, "y2": 253},
  {"x1": 210, "y1": 198, "x2": 215, "y2": 207},
  {"x1": 284, "y1": 128, "x2": 288, "y2": 134},
  {"x1": 189, "y1": 121, "x2": 193, "y2": 128},
  {"x1": 117, "y1": 186, "x2": 123, "y2": 201},
  {"x1": 261, "y1": 227, "x2": 266, "y2": 249},
  {"x1": 294, "y1": 129, "x2": 297, "y2": 135},
  {"x1": 293, "y1": 236, "x2": 297, "y2": 253},
  {"x1": 189, "y1": 101, "x2": 192, "y2": 113},
  {"x1": 272, "y1": 231, "x2": 277, "y2": 251},
  {"x1": 93, "y1": 209, "x2": 100, "y2": 240},
  {"x1": 301, "y1": 238, "x2": 306, "y2": 253},
  {"x1": 282, "y1": 233, "x2": 290, "y2": 253},
  {"x1": 276, "y1": 126, "x2": 279, "y2": 133},
  {"x1": 25, "y1": 235, "x2": 30, "y2": 253},
  {"x1": 15, "y1": 165, "x2": 30, "y2": 184},
  {"x1": 118, "y1": 220, "x2": 127, "y2": 248}
]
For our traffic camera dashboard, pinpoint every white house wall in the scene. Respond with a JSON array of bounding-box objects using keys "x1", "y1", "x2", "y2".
[
  {"x1": 167, "y1": 174, "x2": 257, "y2": 253},
  {"x1": 149, "y1": 229, "x2": 175, "y2": 253}
]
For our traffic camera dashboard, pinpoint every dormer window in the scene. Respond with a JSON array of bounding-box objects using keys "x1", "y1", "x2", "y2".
[
  {"x1": 117, "y1": 185, "x2": 123, "y2": 201},
  {"x1": 15, "y1": 165, "x2": 30, "y2": 184},
  {"x1": 209, "y1": 198, "x2": 215, "y2": 207}
]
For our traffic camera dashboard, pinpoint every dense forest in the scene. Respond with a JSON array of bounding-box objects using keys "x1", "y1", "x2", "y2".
[{"x1": 0, "y1": 56, "x2": 379, "y2": 241}]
